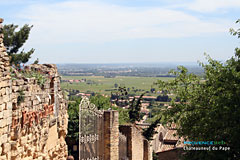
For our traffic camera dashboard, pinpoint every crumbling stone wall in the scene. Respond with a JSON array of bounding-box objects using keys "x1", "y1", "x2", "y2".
[
  {"x1": 132, "y1": 126, "x2": 144, "y2": 160},
  {"x1": 119, "y1": 125, "x2": 151, "y2": 160},
  {"x1": 0, "y1": 18, "x2": 68, "y2": 160},
  {"x1": 152, "y1": 124, "x2": 167, "y2": 152}
]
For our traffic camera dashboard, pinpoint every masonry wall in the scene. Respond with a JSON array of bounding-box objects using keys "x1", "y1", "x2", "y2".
[
  {"x1": 152, "y1": 125, "x2": 167, "y2": 152},
  {"x1": 0, "y1": 18, "x2": 68, "y2": 160},
  {"x1": 119, "y1": 125, "x2": 151, "y2": 160},
  {"x1": 103, "y1": 110, "x2": 119, "y2": 160},
  {"x1": 157, "y1": 149, "x2": 181, "y2": 160},
  {"x1": 132, "y1": 126, "x2": 144, "y2": 160},
  {"x1": 119, "y1": 125, "x2": 132, "y2": 159},
  {"x1": 144, "y1": 139, "x2": 151, "y2": 160}
]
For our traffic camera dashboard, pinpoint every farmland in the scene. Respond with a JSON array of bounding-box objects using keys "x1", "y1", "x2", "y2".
[{"x1": 60, "y1": 76, "x2": 174, "y2": 95}]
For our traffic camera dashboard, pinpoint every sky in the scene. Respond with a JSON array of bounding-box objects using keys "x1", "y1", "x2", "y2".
[{"x1": 0, "y1": 0, "x2": 240, "y2": 64}]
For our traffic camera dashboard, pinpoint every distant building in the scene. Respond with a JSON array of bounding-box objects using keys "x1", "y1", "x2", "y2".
[
  {"x1": 135, "y1": 96, "x2": 157, "y2": 101},
  {"x1": 76, "y1": 93, "x2": 90, "y2": 97},
  {"x1": 152, "y1": 124, "x2": 185, "y2": 160}
]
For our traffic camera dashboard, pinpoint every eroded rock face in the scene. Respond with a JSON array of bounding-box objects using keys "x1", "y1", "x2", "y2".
[{"x1": 0, "y1": 18, "x2": 68, "y2": 160}]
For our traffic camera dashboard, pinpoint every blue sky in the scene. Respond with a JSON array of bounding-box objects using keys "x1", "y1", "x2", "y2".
[{"x1": 0, "y1": 0, "x2": 240, "y2": 64}]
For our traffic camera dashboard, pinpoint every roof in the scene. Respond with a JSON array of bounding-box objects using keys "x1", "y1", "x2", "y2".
[
  {"x1": 164, "y1": 129, "x2": 178, "y2": 141},
  {"x1": 135, "y1": 96, "x2": 157, "y2": 99},
  {"x1": 157, "y1": 144, "x2": 177, "y2": 153}
]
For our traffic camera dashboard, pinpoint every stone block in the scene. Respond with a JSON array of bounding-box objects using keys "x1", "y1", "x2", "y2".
[
  {"x1": 0, "y1": 103, "x2": 6, "y2": 110},
  {"x1": 12, "y1": 80, "x2": 16, "y2": 86},
  {"x1": 0, "y1": 155, "x2": 6, "y2": 160},
  {"x1": 33, "y1": 100, "x2": 39, "y2": 106},
  {"x1": 2, "y1": 56, "x2": 9, "y2": 61},
  {"x1": 0, "y1": 88, "x2": 5, "y2": 96},
  {"x1": 11, "y1": 93, "x2": 18, "y2": 99},
  {"x1": 20, "y1": 136, "x2": 28, "y2": 145},
  {"x1": 2, "y1": 95, "x2": 9, "y2": 102},
  {"x1": 0, "y1": 119, "x2": 6, "y2": 128},
  {"x1": 16, "y1": 79, "x2": 24, "y2": 86},
  {"x1": 0, "y1": 81, "x2": 8, "y2": 88},
  {"x1": 12, "y1": 86, "x2": 19, "y2": 92},
  {"x1": 27, "y1": 133, "x2": 33, "y2": 140},
  {"x1": 3, "y1": 110, "x2": 10, "y2": 119},
  {"x1": 6, "y1": 102, "x2": 12, "y2": 110},
  {"x1": 2, "y1": 143, "x2": 11, "y2": 154},
  {"x1": 2, "y1": 126, "x2": 8, "y2": 134},
  {"x1": 18, "y1": 146, "x2": 23, "y2": 155},
  {"x1": 5, "y1": 87, "x2": 11, "y2": 95},
  {"x1": 0, "y1": 134, "x2": 8, "y2": 144},
  {"x1": 7, "y1": 117, "x2": 12, "y2": 125}
]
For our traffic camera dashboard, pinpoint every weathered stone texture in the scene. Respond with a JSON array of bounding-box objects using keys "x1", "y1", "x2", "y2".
[
  {"x1": 0, "y1": 18, "x2": 68, "y2": 160},
  {"x1": 103, "y1": 111, "x2": 119, "y2": 160},
  {"x1": 119, "y1": 125, "x2": 151, "y2": 160}
]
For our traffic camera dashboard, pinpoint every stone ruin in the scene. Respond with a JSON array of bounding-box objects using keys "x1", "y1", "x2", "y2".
[{"x1": 0, "y1": 18, "x2": 68, "y2": 160}]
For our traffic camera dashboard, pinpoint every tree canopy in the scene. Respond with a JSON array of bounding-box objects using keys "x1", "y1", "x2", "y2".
[
  {"x1": 156, "y1": 19, "x2": 240, "y2": 159},
  {"x1": 1, "y1": 24, "x2": 35, "y2": 66}
]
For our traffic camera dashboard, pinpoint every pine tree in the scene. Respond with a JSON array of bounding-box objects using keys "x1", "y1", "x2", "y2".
[{"x1": 1, "y1": 24, "x2": 35, "y2": 66}]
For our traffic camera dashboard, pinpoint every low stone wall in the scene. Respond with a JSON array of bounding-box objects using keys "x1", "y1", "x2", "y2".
[{"x1": 0, "y1": 18, "x2": 68, "y2": 160}]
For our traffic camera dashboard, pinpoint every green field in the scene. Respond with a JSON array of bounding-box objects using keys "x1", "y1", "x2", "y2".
[{"x1": 61, "y1": 76, "x2": 174, "y2": 95}]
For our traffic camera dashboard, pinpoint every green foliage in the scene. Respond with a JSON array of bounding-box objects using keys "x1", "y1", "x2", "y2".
[
  {"x1": 60, "y1": 76, "x2": 171, "y2": 96},
  {"x1": 230, "y1": 19, "x2": 240, "y2": 39},
  {"x1": 117, "y1": 107, "x2": 130, "y2": 125},
  {"x1": 67, "y1": 95, "x2": 130, "y2": 142},
  {"x1": 23, "y1": 70, "x2": 46, "y2": 87},
  {"x1": 90, "y1": 95, "x2": 130, "y2": 124},
  {"x1": 34, "y1": 58, "x2": 39, "y2": 64},
  {"x1": 90, "y1": 95, "x2": 112, "y2": 110},
  {"x1": 129, "y1": 93, "x2": 144, "y2": 123},
  {"x1": 67, "y1": 97, "x2": 82, "y2": 140},
  {"x1": 2, "y1": 24, "x2": 35, "y2": 66},
  {"x1": 156, "y1": 20, "x2": 240, "y2": 159},
  {"x1": 10, "y1": 67, "x2": 17, "y2": 80},
  {"x1": 112, "y1": 86, "x2": 144, "y2": 124},
  {"x1": 17, "y1": 90, "x2": 24, "y2": 105},
  {"x1": 142, "y1": 117, "x2": 161, "y2": 141},
  {"x1": 10, "y1": 68, "x2": 46, "y2": 87},
  {"x1": 152, "y1": 152, "x2": 159, "y2": 160}
]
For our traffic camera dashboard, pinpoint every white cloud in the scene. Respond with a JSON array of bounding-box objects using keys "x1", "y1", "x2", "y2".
[
  {"x1": 182, "y1": 0, "x2": 240, "y2": 12},
  {"x1": 18, "y1": 1, "x2": 231, "y2": 45}
]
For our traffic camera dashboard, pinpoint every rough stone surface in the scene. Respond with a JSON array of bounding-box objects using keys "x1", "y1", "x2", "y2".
[
  {"x1": 0, "y1": 18, "x2": 68, "y2": 160},
  {"x1": 103, "y1": 111, "x2": 119, "y2": 160},
  {"x1": 119, "y1": 124, "x2": 151, "y2": 160}
]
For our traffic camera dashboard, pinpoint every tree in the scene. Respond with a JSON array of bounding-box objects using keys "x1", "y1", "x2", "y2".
[
  {"x1": 156, "y1": 20, "x2": 240, "y2": 159},
  {"x1": 90, "y1": 95, "x2": 112, "y2": 110},
  {"x1": 67, "y1": 97, "x2": 81, "y2": 141},
  {"x1": 2, "y1": 24, "x2": 35, "y2": 66},
  {"x1": 142, "y1": 117, "x2": 161, "y2": 141},
  {"x1": 129, "y1": 93, "x2": 144, "y2": 123},
  {"x1": 114, "y1": 83, "x2": 118, "y2": 88},
  {"x1": 66, "y1": 97, "x2": 82, "y2": 159}
]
